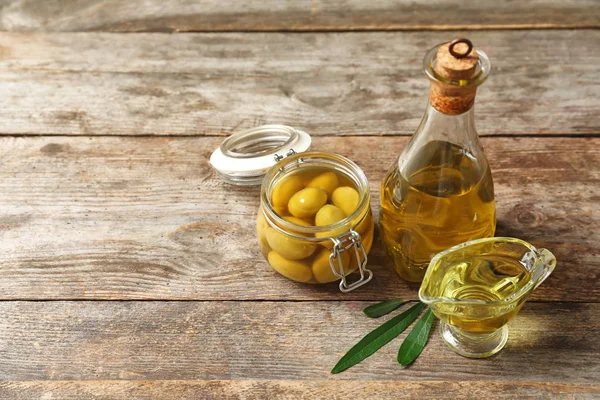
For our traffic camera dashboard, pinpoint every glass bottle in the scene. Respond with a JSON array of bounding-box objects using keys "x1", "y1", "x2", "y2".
[{"x1": 380, "y1": 38, "x2": 496, "y2": 282}]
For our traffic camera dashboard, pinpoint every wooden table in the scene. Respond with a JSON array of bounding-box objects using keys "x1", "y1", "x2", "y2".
[{"x1": 0, "y1": 1, "x2": 599, "y2": 398}]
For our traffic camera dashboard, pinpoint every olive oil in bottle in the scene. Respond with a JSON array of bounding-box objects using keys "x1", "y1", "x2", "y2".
[
  {"x1": 381, "y1": 140, "x2": 495, "y2": 281},
  {"x1": 380, "y1": 38, "x2": 496, "y2": 282}
]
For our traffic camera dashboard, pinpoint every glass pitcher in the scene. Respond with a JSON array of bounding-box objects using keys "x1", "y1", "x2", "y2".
[{"x1": 419, "y1": 237, "x2": 556, "y2": 358}]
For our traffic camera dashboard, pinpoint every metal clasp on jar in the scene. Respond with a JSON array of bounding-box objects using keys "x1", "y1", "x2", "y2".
[
  {"x1": 329, "y1": 229, "x2": 373, "y2": 293},
  {"x1": 274, "y1": 149, "x2": 297, "y2": 163}
]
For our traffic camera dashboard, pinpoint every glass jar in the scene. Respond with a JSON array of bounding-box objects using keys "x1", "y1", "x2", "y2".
[
  {"x1": 258, "y1": 151, "x2": 374, "y2": 292},
  {"x1": 211, "y1": 125, "x2": 374, "y2": 292}
]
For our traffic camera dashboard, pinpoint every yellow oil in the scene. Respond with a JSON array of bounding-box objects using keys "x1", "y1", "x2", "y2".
[
  {"x1": 380, "y1": 140, "x2": 496, "y2": 282},
  {"x1": 423, "y1": 253, "x2": 531, "y2": 333}
]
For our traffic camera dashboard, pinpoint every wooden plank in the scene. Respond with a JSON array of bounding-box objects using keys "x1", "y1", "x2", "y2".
[
  {"x1": 0, "y1": 0, "x2": 598, "y2": 32},
  {"x1": 1, "y1": 380, "x2": 599, "y2": 400},
  {"x1": 0, "y1": 135, "x2": 597, "y2": 301},
  {"x1": 0, "y1": 301, "x2": 598, "y2": 383},
  {"x1": 0, "y1": 30, "x2": 598, "y2": 136}
]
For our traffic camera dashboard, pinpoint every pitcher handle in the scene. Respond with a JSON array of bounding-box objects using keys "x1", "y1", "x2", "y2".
[{"x1": 534, "y1": 248, "x2": 556, "y2": 290}]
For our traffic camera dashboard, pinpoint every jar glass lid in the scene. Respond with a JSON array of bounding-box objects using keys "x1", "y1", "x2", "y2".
[{"x1": 210, "y1": 125, "x2": 312, "y2": 185}]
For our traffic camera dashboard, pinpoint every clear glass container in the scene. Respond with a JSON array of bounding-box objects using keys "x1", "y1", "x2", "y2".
[
  {"x1": 419, "y1": 237, "x2": 556, "y2": 358},
  {"x1": 258, "y1": 151, "x2": 374, "y2": 292},
  {"x1": 380, "y1": 39, "x2": 496, "y2": 282},
  {"x1": 210, "y1": 124, "x2": 374, "y2": 292}
]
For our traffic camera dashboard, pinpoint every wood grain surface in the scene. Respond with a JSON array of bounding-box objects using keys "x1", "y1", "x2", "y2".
[
  {"x1": 0, "y1": 4, "x2": 598, "y2": 396},
  {"x1": 0, "y1": 301, "x2": 598, "y2": 383},
  {"x1": 1, "y1": 380, "x2": 599, "y2": 400},
  {"x1": 0, "y1": 0, "x2": 598, "y2": 32},
  {"x1": 0, "y1": 30, "x2": 599, "y2": 136},
  {"x1": 0, "y1": 135, "x2": 597, "y2": 301}
]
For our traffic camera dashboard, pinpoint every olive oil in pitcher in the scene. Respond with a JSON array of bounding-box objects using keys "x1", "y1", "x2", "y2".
[
  {"x1": 419, "y1": 237, "x2": 556, "y2": 358},
  {"x1": 380, "y1": 39, "x2": 496, "y2": 282}
]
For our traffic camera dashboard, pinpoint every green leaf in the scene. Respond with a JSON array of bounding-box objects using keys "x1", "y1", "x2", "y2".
[
  {"x1": 397, "y1": 308, "x2": 435, "y2": 366},
  {"x1": 363, "y1": 299, "x2": 408, "y2": 318},
  {"x1": 331, "y1": 302, "x2": 426, "y2": 374}
]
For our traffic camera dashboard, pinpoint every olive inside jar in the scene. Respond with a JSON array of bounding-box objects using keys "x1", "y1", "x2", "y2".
[
  {"x1": 258, "y1": 151, "x2": 374, "y2": 292},
  {"x1": 210, "y1": 125, "x2": 374, "y2": 292}
]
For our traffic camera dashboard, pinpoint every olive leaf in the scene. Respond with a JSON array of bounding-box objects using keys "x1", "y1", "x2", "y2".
[
  {"x1": 363, "y1": 299, "x2": 408, "y2": 318},
  {"x1": 397, "y1": 308, "x2": 435, "y2": 366},
  {"x1": 331, "y1": 302, "x2": 426, "y2": 374}
]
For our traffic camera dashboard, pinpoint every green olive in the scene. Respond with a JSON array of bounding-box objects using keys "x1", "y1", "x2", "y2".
[
  {"x1": 280, "y1": 215, "x2": 314, "y2": 234},
  {"x1": 315, "y1": 204, "x2": 346, "y2": 226},
  {"x1": 265, "y1": 227, "x2": 316, "y2": 260},
  {"x1": 299, "y1": 170, "x2": 322, "y2": 187},
  {"x1": 283, "y1": 215, "x2": 312, "y2": 226},
  {"x1": 268, "y1": 251, "x2": 313, "y2": 282},
  {"x1": 256, "y1": 210, "x2": 271, "y2": 257},
  {"x1": 316, "y1": 229, "x2": 349, "y2": 248},
  {"x1": 314, "y1": 204, "x2": 347, "y2": 246},
  {"x1": 288, "y1": 187, "x2": 328, "y2": 218},
  {"x1": 312, "y1": 248, "x2": 351, "y2": 283},
  {"x1": 274, "y1": 205, "x2": 289, "y2": 217},
  {"x1": 332, "y1": 186, "x2": 360, "y2": 217},
  {"x1": 271, "y1": 175, "x2": 304, "y2": 211},
  {"x1": 259, "y1": 232, "x2": 271, "y2": 258},
  {"x1": 256, "y1": 208, "x2": 269, "y2": 232},
  {"x1": 307, "y1": 171, "x2": 339, "y2": 197}
]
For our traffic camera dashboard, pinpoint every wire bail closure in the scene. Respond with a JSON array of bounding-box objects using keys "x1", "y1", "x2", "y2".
[
  {"x1": 210, "y1": 125, "x2": 311, "y2": 186},
  {"x1": 274, "y1": 149, "x2": 297, "y2": 163},
  {"x1": 329, "y1": 230, "x2": 373, "y2": 293},
  {"x1": 275, "y1": 149, "x2": 303, "y2": 172}
]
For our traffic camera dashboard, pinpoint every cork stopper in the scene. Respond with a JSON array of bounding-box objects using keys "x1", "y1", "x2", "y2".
[{"x1": 429, "y1": 38, "x2": 480, "y2": 115}]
